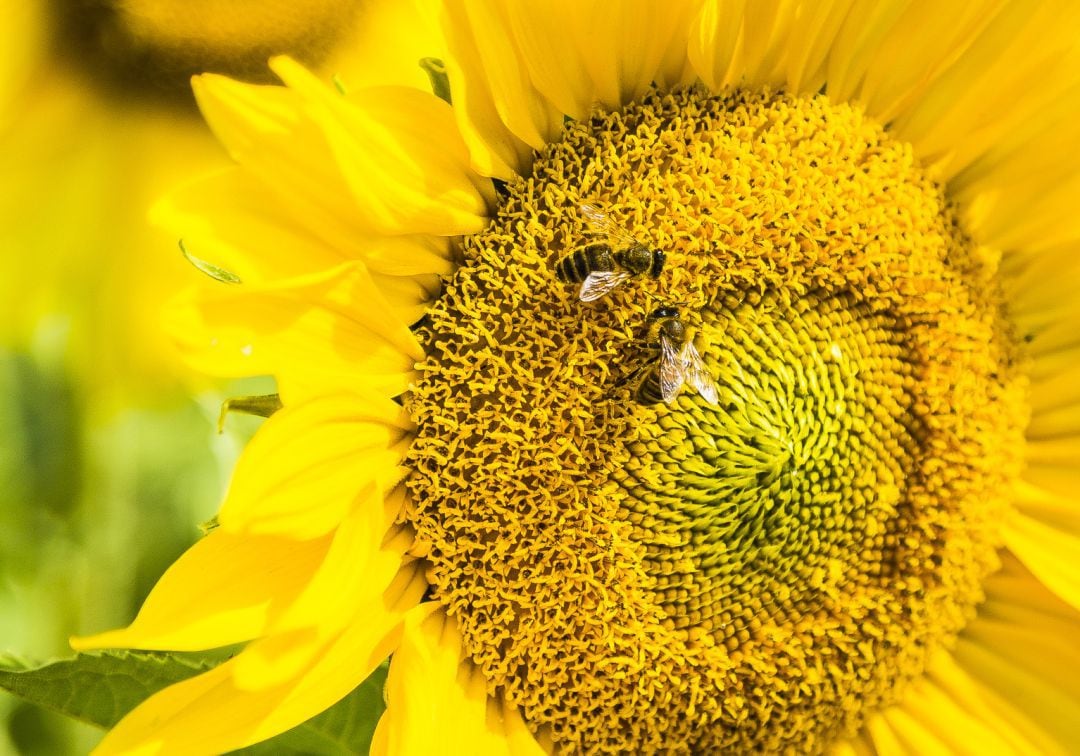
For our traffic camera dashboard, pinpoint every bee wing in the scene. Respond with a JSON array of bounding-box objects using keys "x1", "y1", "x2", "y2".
[
  {"x1": 580, "y1": 203, "x2": 639, "y2": 247},
  {"x1": 579, "y1": 270, "x2": 632, "y2": 302},
  {"x1": 680, "y1": 342, "x2": 719, "y2": 406},
  {"x1": 658, "y1": 332, "x2": 687, "y2": 403}
]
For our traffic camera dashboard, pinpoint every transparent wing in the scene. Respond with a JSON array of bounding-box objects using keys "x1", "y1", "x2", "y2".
[
  {"x1": 658, "y1": 332, "x2": 686, "y2": 403},
  {"x1": 680, "y1": 342, "x2": 719, "y2": 406},
  {"x1": 579, "y1": 270, "x2": 632, "y2": 302},
  {"x1": 580, "y1": 203, "x2": 639, "y2": 247}
]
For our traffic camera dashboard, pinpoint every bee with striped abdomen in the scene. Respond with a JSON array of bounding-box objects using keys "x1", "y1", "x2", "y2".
[
  {"x1": 630, "y1": 307, "x2": 719, "y2": 406},
  {"x1": 554, "y1": 203, "x2": 665, "y2": 302}
]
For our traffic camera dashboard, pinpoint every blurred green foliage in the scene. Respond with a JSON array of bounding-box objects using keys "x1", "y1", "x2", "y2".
[{"x1": 0, "y1": 340, "x2": 274, "y2": 753}]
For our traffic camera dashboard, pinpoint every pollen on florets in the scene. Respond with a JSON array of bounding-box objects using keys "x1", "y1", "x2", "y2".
[{"x1": 405, "y1": 88, "x2": 1028, "y2": 753}]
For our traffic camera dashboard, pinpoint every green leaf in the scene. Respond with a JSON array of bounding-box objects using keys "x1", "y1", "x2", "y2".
[
  {"x1": 0, "y1": 650, "x2": 212, "y2": 729},
  {"x1": 0, "y1": 652, "x2": 387, "y2": 754}
]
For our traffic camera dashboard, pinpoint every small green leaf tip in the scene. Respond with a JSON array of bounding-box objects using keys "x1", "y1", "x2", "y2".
[
  {"x1": 179, "y1": 239, "x2": 242, "y2": 285},
  {"x1": 419, "y1": 57, "x2": 452, "y2": 105},
  {"x1": 217, "y1": 393, "x2": 283, "y2": 433}
]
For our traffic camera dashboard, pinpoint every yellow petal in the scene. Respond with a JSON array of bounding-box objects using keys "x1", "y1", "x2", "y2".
[
  {"x1": 691, "y1": 0, "x2": 858, "y2": 95},
  {"x1": 71, "y1": 530, "x2": 330, "y2": 652},
  {"x1": 894, "y1": 2, "x2": 1080, "y2": 182},
  {"x1": 843, "y1": 560, "x2": 1080, "y2": 755},
  {"x1": 728, "y1": 0, "x2": 798, "y2": 89},
  {"x1": 1001, "y1": 242, "x2": 1079, "y2": 329},
  {"x1": 194, "y1": 60, "x2": 491, "y2": 238},
  {"x1": 862, "y1": 711, "x2": 907, "y2": 756},
  {"x1": 963, "y1": 173, "x2": 1080, "y2": 255},
  {"x1": 233, "y1": 530, "x2": 415, "y2": 691},
  {"x1": 155, "y1": 168, "x2": 345, "y2": 280},
  {"x1": 502, "y1": 0, "x2": 606, "y2": 120},
  {"x1": 327, "y1": 0, "x2": 449, "y2": 93},
  {"x1": 164, "y1": 263, "x2": 423, "y2": 401},
  {"x1": 837, "y1": 1, "x2": 1006, "y2": 123},
  {"x1": 192, "y1": 74, "x2": 301, "y2": 155},
  {"x1": 376, "y1": 604, "x2": 545, "y2": 755},
  {"x1": 514, "y1": 0, "x2": 700, "y2": 109},
  {"x1": 688, "y1": 0, "x2": 744, "y2": 92},
  {"x1": 155, "y1": 168, "x2": 456, "y2": 286},
  {"x1": 441, "y1": 0, "x2": 701, "y2": 178},
  {"x1": 219, "y1": 392, "x2": 411, "y2": 538},
  {"x1": 449, "y1": 1, "x2": 560, "y2": 152},
  {"x1": 895, "y1": 656, "x2": 1054, "y2": 753},
  {"x1": 827, "y1": 729, "x2": 877, "y2": 756},
  {"x1": 269, "y1": 56, "x2": 492, "y2": 236},
  {"x1": 193, "y1": 73, "x2": 361, "y2": 235},
  {"x1": 938, "y1": 550, "x2": 1080, "y2": 752},
  {"x1": 820, "y1": 1, "x2": 908, "y2": 103},
  {"x1": 881, "y1": 703, "x2": 980, "y2": 753},
  {"x1": 233, "y1": 492, "x2": 412, "y2": 689},
  {"x1": 780, "y1": 1, "x2": 857, "y2": 95},
  {"x1": 93, "y1": 560, "x2": 427, "y2": 756},
  {"x1": 1001, "y1": 489, "x2": 1080, "y2": 612},
  {"x1": 441, "y1": 0, "x2": 539, "y2": 179},
  {"x1": 369, "y1": 270, "x2": 443, "y2": 325}
]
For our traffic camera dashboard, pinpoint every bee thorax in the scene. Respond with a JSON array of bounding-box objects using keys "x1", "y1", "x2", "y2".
[{"x1": 615, "y1": 245, "x2": 657, "y2": 276}]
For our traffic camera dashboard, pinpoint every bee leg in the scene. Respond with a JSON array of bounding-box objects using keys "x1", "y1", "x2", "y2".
[{"x1": 611, "y1": 363, "x2": 648, "y2": 391}]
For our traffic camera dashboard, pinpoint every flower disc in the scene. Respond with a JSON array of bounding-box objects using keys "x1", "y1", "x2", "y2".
[{"x1": 405, "y1": 88, "x2": 1028, "y2": 752}]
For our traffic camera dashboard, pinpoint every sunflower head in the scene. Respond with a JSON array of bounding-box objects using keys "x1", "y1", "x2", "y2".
[{"x1": 406, "y1": 84, "x2": 1029, "y2": 751}]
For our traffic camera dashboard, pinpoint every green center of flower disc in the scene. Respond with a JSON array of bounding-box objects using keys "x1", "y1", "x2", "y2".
[{"x1": 405, "y1": 88, "x2": 1029, "y2": 752}]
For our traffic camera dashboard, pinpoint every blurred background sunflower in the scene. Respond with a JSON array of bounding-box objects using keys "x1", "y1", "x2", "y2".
[{"x1": 0, "y1": 1, "x2": 440, "y2": 751}]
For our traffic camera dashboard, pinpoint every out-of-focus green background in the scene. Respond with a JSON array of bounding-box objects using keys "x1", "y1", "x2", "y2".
[
  {"x1": 0, "y1": 1, "x2": 442, "y2": 751},
  {"x1": 0, "y1": 353, "x2": 260, "y2": 754}
]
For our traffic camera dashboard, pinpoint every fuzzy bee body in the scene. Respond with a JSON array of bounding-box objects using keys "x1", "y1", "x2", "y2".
[
  {"x1": 555, "y1": 204, "x2": 665, "y2": 301},
  {"x1": 634, "y1": 365, "x2": 670, "y2": 406},
  {"x1": 555, "y1": 242, "x2": 617, "y2": 283},
  {"x1": 632, "y1": 307, "x2": 719, "y2": 406}
]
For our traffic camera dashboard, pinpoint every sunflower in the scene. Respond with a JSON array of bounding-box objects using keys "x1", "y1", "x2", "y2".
[{"x1": 74, "y1": 0, "x2": 1080, "y2": 753}]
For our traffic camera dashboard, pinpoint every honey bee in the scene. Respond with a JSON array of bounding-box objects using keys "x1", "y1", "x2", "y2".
[
  {"x1": 554, "y1": 203, "x2": 665, "y2": 302},
  {"x1": 631, "y1": 307, "x2": 719, "y2": 406}
]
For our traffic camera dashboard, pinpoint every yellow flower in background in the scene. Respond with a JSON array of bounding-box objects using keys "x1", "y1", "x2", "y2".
[
  {"x1": 75, "y1": 0, "x2": 1080, "y2": 753},
  {"x1": 0, "y1": 0, "x2": 444, "y2": 406}
]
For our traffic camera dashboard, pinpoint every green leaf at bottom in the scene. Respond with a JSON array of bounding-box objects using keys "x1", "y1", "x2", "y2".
[{"x1": 0, "y1": 650, "x2": 212, "y2": 729}]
